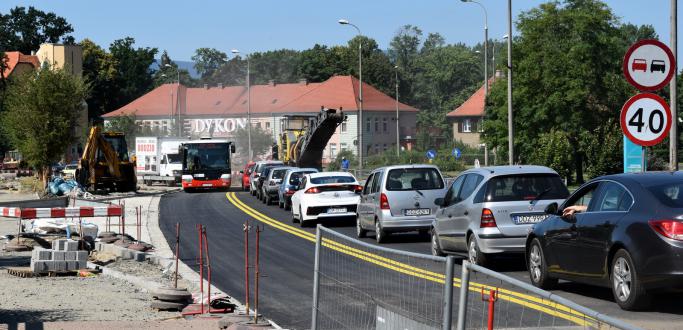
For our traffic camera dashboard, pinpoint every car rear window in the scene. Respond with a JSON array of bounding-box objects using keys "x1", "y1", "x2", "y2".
[
  {"x1": 483, "y1": 174, "x2": 569, "y2": 202},
  {"x1": 272, "y1": 169, "x2": 287, "y2": 179},
  {"x1": 385, "y1": 168, "x2": 444, "y2": 191},
  {"x1": 311, "y1": 176, "x2": 355, "y2": 184},
  {"x1": 289, "y1": 171, "x2": 316, "y2": 184},
  {"x1": 648, "y1": 183, "x2": 683, "y2": 208}
]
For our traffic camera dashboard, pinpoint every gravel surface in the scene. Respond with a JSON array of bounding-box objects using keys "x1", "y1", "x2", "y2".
[{"x1": 107, "y1": 259, "x2": 194, "y2": 291}]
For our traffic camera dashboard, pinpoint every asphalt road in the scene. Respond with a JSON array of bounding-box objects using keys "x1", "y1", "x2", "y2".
[{"x1": 159, "y1": 189, "x2": 683, "y2": 330}]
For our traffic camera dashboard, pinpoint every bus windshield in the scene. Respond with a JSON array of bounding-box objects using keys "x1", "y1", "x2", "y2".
[{"x1": 184, "y1": 143, "x2": 230, "y2": 171}]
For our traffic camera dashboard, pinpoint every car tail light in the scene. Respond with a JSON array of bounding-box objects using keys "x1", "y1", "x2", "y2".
[
  {"x1": 305, "y1": 187, "x2": 320, "y2": 194},
  {"x1": 354, "y1": 185, "x2": 363, "y2": 192},
  {"x1": 480, "y1": 208, "x2": 497, "y2": 228},
  {"x1": 380, "y1": 193, "x2": 390, "y2": 210},
  {"x1": 285, "y1": 188, "x2": 295, "y2": 195},
  {"x1": 649, "y1": 220, "x2": 683, "y2": 240}
]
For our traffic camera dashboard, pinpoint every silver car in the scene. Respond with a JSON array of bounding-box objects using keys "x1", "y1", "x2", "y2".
[
  {"x1": 357, "y1": 165, "x2": 447, "y2": 243},
  {"x1": 431, "y1": 165, "x2": 570, "y2": 267},
  {"x1": 249, "y1": 160, "x2": 284, "y2": 196},
  {"x1": 261, "y1": 166, "x2": 295, "y2": 205}
]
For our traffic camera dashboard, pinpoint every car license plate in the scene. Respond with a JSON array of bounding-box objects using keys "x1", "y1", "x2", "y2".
[
  {"x1": 328, "y1": 207, "x2": 347, "y2": 214},
  {"x1": 512, "y1": 214, "x2": 547, "y2": 224},
  {"x1": 405, "y1": 208, "x2": 431, "y2": 216},
  {"x1": 202, "y1": 183, "x2": 213, "y2": 187}
]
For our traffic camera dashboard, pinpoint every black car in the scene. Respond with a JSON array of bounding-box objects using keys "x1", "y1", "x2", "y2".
[
  {"x1": 255, "y1": 165, "x2": 278, "y2": 201},
  {"x1": 526, "y1": 172, "x2": 683, "y2": 310}
]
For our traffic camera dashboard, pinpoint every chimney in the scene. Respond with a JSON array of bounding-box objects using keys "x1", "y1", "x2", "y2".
[
  {"x1": 298, "y1": 78, "x2": 308, "y2": 85},
  {"x1": 268, "y1": 79, "x2": 276, "y2": 87},
  {"x1": 30, "y1": 51, "x2": 36, "y2": 56},
  {"x1": 217, "y1": 83, "x2": 223, "y2": 89},
  {"x1": 204, "y1": 84, "x2": 209, "y2": 89}
]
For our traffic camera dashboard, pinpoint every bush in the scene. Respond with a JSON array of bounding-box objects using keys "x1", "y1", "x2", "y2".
[{"x1": 327, "y1": 150, "x2": 356, "y2": 171}]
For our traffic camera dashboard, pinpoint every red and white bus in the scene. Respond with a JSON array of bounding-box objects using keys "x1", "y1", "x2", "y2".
[{"x1": 179, "y1": 139, "x2": 235, "y2": 192}]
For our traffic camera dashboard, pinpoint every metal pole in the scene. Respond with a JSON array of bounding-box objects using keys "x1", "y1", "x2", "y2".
[
  {"x1": 483, "y1": 15, "x2": 488, "y2": 96},
  {"x1": 311, "y1": 225, "x2": 323, "y2": 330},
  {"x1": 174, "y1": 223, "x2": 179, "y2": 289},
  {"x1": 358, "y1": 31, "x2": 364, "y2": 172},
  {"x1": 456, "y1": 260, "x2": 471, "y2": 330},
  {"x1": 442, "y1": 256, "x2": 455, "y2": 330},
  {"x1": 484, "y1": 144, "x2": 489, "y2": 166},
  {"x1": 395, "y1": 66, "x2": 400, "y2": 157},
  {"x1": 247, "y1": 56, "x2": 253, "y2": 160},
  {"x1": 203, "y1": 226, "x2": 211, "y2": 314},
  {"x1": 507, "y1": 0, "x2": 514, "y2": 165},
  {"x1": 254, "y1": 225, "x2": 261, "y2": 324},
  {"x1": 177, "y1": 68, "x2": 181, "y2": 136},
  {"x1": 671, "y1": 0, "x2": 678, "y2": 171},
  {"x1": 169, "y1": 91, "x2": 173, "y2": 135},
  {"x1": 642, "y1": 147, "x2": 646, "y2": 173},
  {"x1": 244, "y1": 221, "x2": 250, "y2": 315},
  {"x1": 198, "y1": 224, "x2": 204, "y2": 314}
]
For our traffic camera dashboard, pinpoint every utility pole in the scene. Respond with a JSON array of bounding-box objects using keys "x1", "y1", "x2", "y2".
[
  {"x1": 507, "y1": 0, "x2": 514, "y2": 165},
  {"x1": 671, "y1": 0, "x2": 678, "y2": 171},
  {"x1": 395, "y1": 66, "x2": 400, "y2": 157}
]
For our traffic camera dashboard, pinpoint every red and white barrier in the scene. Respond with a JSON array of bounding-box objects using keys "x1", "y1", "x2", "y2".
[{"x1": 0, "y1": 205, "x2": 123, "y2": 219}]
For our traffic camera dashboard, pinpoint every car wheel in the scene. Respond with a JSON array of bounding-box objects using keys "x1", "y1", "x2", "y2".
[
  {"x1": 265, "y1": 195, "x2": 271, "y2": 205},
  {"x1": 375, "y1": 220, "x2": 387, "y2": 243},
  {"x1": 356, "y1": 216, "x2": 367, "y2": 238},
  {"x1": 278, "y1": 200, "x2": 284, "y2": 208},
  {"x1": 528, "y1": 238, "x2": 557, "y2": 289},
  {"x1": 299, "y1": 207, "x2": 308, "y2": 227},
  {"x1": 611, "y1": 249, "x2": 650, "y2": 310},
  {"x1": 467, "y1": 235, "x2": 488, "y2": 267},
  {"x1": 431, "y1": 229, "x2": 445, "y2": 257}
]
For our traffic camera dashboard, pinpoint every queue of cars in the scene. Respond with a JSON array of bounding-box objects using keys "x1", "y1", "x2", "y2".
[{"x1": 242, "y1": 161, "x2": 683, "y2": 310}]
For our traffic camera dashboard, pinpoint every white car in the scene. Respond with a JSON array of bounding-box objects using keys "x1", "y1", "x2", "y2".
[{"x1": 291, "y1": 172, "x2": 362, "y2": 227}]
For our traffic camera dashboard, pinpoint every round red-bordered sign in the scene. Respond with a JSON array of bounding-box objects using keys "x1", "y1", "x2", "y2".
[
  {"x1": 620, "y1": 93, "x2": 672, "y2": 147},
  {"x1": 623, "y1": 39, "x2": 676, "y2": 91}
]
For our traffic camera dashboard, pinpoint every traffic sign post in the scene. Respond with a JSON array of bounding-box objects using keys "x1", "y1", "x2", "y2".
[
  {"x1": 452, "y1": 148, "x2": 461, "y2": 159},
  {"x1": 623, "y1": 39, "x2": 676, "y2": 91},
  {"x1": 426, "y1": 149, "x2": 437, "y2": 160},
  {"x1": 620, "y1": 93, "x2": 672, "y2": 172}
]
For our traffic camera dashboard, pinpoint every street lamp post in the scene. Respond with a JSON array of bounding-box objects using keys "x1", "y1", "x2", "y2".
[
  {"x1": 394, "y1": 65, "x2": 400, "y2": 157},
  {"x1": 462, "y1": 0, "x2": 488, "y2": 96},
  {"x1": 507, "y1": 0, "x2": 514, "y2": 165},
  {"x1": 338, "y1": 19, "x2": 364, "y2": 173},
  {"x1": 164, "y1": 64, "x2": 181, "y2": 136},
  {"x1": 232, "y1": 49, "x2": 252, "y2": 160}
]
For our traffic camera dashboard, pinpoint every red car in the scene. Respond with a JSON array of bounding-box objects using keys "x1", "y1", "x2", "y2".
[
  {"x1": 241, "y1": 161, "x2": 256, "y2": 191},
  {"x1": 631, "y1": 58, "x2": 647, "y2": 72}
]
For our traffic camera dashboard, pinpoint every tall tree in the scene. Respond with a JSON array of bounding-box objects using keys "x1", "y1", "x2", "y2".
[
  {"x1": 2, "y1": 69, "x2": 88, "y2": 185},
  {"x1": 108, "y1": 37, "x2": 158, "y2": 115},
  {"x1": 81, "y1": 39, "x2": 117, "y2": 121},
  {"x1": 0, "y1": 6, "x2": 74, "y2": 53},
  {"x1": 192, "y1": 47, "x2": 227, "y2": 79},
  {"x1": 153, "y1": 50, "x2": 193, "y2": 87}
]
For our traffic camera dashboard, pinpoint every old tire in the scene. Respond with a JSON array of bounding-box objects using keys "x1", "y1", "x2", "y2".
[
  {"x1": 150, "y1": 300, "x2": 187, "y2": 311},
  {"x1": 611, "y1": 249, "x2": 650, "y2": 310},
  {"x1": 528, "y1": 238, "x2": 557, "y2": 290},
  {"x1": 152, "y1": 288, "x2": 193, "y2": 303}
]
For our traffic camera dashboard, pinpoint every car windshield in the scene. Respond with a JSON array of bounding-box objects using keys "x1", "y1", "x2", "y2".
[
  {"x1": 310, "y1": 175, "x2": 355, "y2": 184},
  {"x1": 484, "y1": 174, "x2": 569, "y2": 202},
  {"x1": 65, "y1": 165, "x2": 78, "y2": 170},
  {"x1": 167, "y1": 153, "x2": 182, "y2": 164},
  {"x1": 385, "y1": 168, "x2": 444, "y2": 191},
  {"x1": 289, "y1": 171, "x2": 316, "y2": 184},
  {"x1": 648, "y1": 182, "x2": 683, "y2": 208}
]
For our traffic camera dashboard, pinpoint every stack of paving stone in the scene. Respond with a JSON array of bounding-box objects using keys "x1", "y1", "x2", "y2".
[{"x1": 30, "y1": 239, "x2": 88, "y2": 274}]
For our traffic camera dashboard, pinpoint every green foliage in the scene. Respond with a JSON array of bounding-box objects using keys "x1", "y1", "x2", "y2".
[
  {"x1": 2, "y1": 69, "x2": 88, "y2": 180},
  {"x1": 580, "y1": 120, "x2": 624, "y2": 179},
  {"x1": 108, "y1": 37, "x2": 158, "y2": 116},
  {"x1": 105, "y1": 113, "x2": 138, "y2": 152},
  {"x1": 192, "y1": 48, "x2": 227, "y2": 79},
  {"x1": 153, "y1": 50, "x2": 194, "y2": 87},
  {"x1": 232, "y1": 125, "x2": 275, "y2": 160},
  {"x1": 0, "y1": 6, "x2": 74, "y2": 54},
  {"x1": 528, "y1": 129, "x2": 573, "y2": 181},
  {"x1": 327, "y1": 149, "x2": 356, "y2": 171}
]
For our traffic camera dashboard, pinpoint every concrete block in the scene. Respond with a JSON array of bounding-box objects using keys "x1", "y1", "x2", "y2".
[
  {"x1": 32, "y1": 248, "x2": 52, "y2": 261},
  {"x1": 30, "y1": 260, "x2": 48, "y2": 273},
  {"x1": 52, "y1": 251, "x2": 66, "y2": 261},
  {"x1": 65, "y1": 251, "x2": 77, "y2": 261},
  {"x1": 66, "y1": 260, "x2": 82, "y2": 270},
  {"x1": 65, "y1": 240, "x2": 79, "y2": 251},
  {"x1": 76, "y1": 251, "x2": 88, "y2": 263},
  {"x1": 133, "y1": 252, "x2": 146, "y2": 262},
  {"x1": 52, "y1": 261, "x2": 67, "y2": 272},
  {"x1": 52, "y1": 239, "x2": 67, "y2": 251}
]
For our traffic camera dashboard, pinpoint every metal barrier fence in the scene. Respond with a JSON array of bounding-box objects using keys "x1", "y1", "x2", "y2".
[{"x1": 311, "y1": 226, "x2": 642, "y2": 330}]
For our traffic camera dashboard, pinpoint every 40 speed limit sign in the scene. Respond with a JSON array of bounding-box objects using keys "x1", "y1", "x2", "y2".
[{"x1": 620, "y1": 93, "x2": 672, "y2": 147}]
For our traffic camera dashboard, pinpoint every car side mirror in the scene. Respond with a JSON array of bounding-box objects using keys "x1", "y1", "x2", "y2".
[
  {"x1": 434, "y1": 198, "x2": 444, "y2": 207},
  {"x1": 544, "y1": 202, "x2": 558, "y2": 215}
]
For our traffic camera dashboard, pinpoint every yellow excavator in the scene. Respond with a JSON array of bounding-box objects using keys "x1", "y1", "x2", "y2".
[{"x1": 76, "y1": 126, "x2": 137, "y2": 192}]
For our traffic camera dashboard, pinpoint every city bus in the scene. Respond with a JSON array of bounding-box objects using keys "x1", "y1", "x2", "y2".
[{"x1": 179, "y1": 139, "x2": 236, "y2": 191}]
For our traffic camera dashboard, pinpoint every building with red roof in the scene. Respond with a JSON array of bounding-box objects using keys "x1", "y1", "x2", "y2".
[
  {"x1": 103, "y1": 75, "x2": 418, "y2": 162},
  {"x1": 446, "y1": 77, "x2": 497, "y2": 147},
  {"x1": 2, "y1": 51, "x2": 40, "y2": 79}
]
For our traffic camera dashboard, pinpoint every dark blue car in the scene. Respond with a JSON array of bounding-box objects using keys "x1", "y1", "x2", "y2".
[{"x1": 527, "y1": 172, "x2": 683, "y2": 310}]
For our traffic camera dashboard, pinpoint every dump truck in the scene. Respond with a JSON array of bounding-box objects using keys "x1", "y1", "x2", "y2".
[{"x1": 76, "y1": 127, "x2": 137, "y2": 192}]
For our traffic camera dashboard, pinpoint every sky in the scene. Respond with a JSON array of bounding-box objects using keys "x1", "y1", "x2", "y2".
[{"x1": 1, "y1": 1, "x2": 681, "y2": 61}]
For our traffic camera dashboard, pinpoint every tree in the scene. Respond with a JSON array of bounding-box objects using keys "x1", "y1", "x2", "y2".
[
  {"x1": 104, "y1": 113, "x2": 138, "y2": 152},
  {"x1": 81, "y1": 39, "x2": 117, "y2": 121},
  {"x1": 153, "y1": 50, "x2": 194, "y2": 87},
  {"x1": 108, "y1": 37, "x2": 158, "y2": 116},
  {"x1": 192, "y1": 48, "x2": 227, "y2": 79},
  {"x1": 483, "y1": 0, "x2": 651, "y2": 182},
  {"x1": 232, "y1": 126, "x2": 275, "y2": 160},
  {"x1": 2, "y1": 69, "x2": 88, "y2": 185},
  {"x1": 0, "y1": 6, "x2": 74, "y2": 54}
]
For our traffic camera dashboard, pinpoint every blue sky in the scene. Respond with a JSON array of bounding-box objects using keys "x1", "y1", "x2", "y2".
[{"x1": 1, "y1": 1, "x2": 679, "y2": 60}]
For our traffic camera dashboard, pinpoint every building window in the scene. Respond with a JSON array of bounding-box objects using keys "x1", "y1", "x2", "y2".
[
  {"x1": 374, "y1": 118, "x2": 379, "y2": 132},
  {"x1": 341, "y1": 122, "x2": 347, "y2": 132},
  {"x1": 383, "y1": 144, "x2": 387, "y2": 152},
  {"x1": 382, "y1": 118, "x2": 388, "y2": 133},
  {"x1": 255, "y1": 122, "x2": 262, "y2": 129},
  {"x1": 366, "y1": 118, "x2": 371, "y2": 132},
  {"x1": 340, "y1": 143, "x2": 347, "y2": 152},
  {"x1": 330, "y1": 143, "x2": 337, "y2": 159},
  {"x1": 374, "y1": 144, "x2": 380, "y2": 154},
  {"x1": 463, "y1": 119, "x2": 472, "y2": 133},
  {"x1": 266, "y1": 122, "x2": 271, "y2": 129}
]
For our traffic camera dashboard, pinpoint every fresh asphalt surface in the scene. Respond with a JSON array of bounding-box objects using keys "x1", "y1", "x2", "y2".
[{"x1": 159, "y1": 189, "x2": 683, "y2": 330}]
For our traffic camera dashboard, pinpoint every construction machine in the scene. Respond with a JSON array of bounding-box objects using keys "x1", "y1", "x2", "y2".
[
  {"x1": 76, "y1": 127, "x2": 137, "y2": 192},
  {"x1": 277, "y1": 107, "x2": 345, "y2": 170}
]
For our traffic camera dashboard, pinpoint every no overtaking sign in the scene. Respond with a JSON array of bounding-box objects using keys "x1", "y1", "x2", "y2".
[{"x1": 623, "y1": 39, "x2": 676, "y2": 91}]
